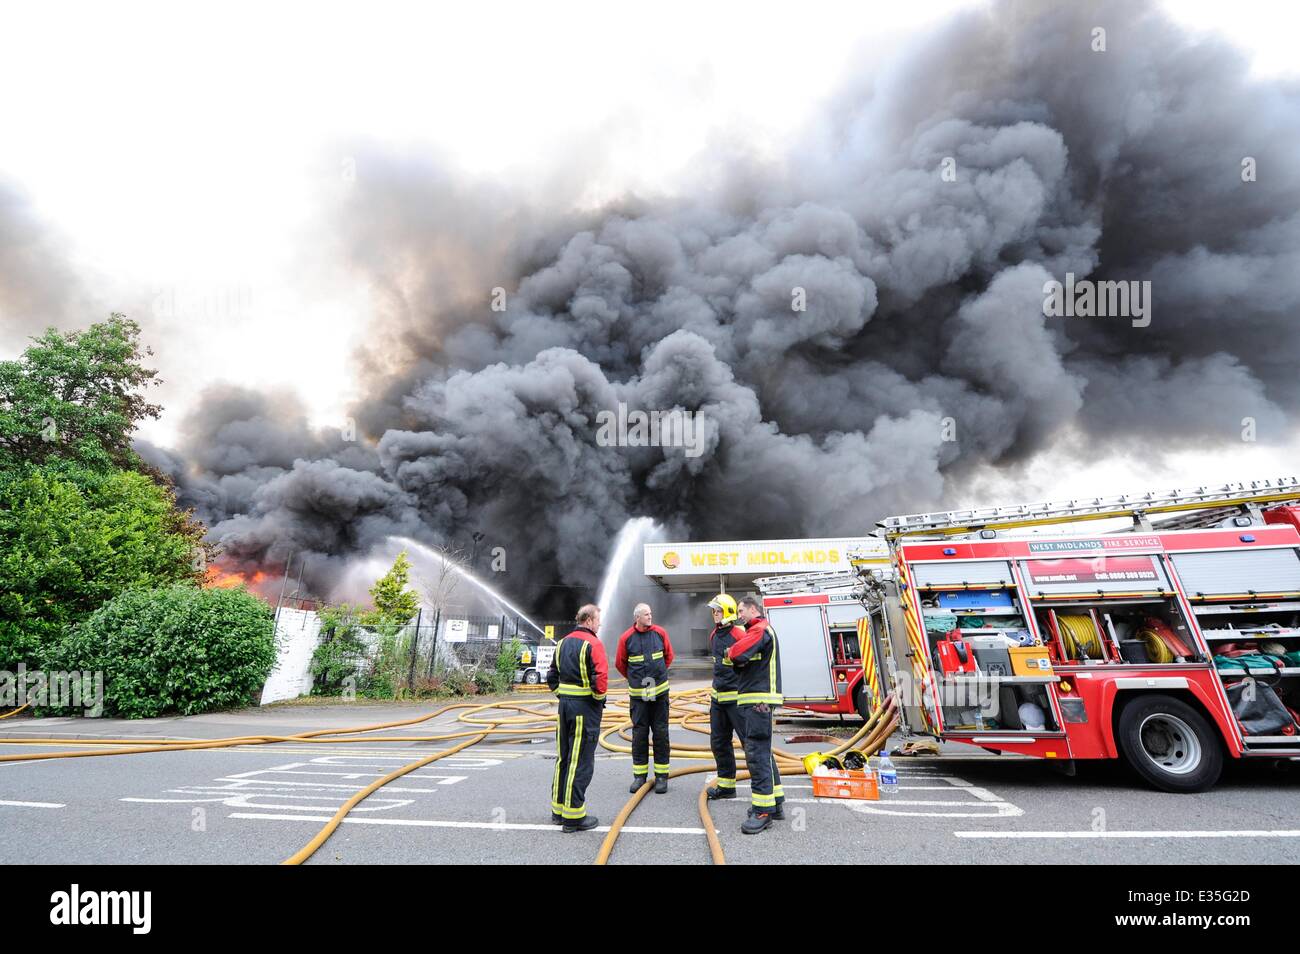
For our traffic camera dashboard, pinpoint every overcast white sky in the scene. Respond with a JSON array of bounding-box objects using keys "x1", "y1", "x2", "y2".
[{"x1": 1, "y1": 0, "x2": 1295, "y2": 507}]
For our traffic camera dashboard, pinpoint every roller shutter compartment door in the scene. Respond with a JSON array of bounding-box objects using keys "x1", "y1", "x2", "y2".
[
  {"x1": 1171, "y1": 548, "x2": 1300, "y2": 597},
  {"x1": 769, "y1": 605, "x2": 835, "y2": 702},
  {"x1": 910, "y1": 560, "x2": 1015, "y2": 588}
]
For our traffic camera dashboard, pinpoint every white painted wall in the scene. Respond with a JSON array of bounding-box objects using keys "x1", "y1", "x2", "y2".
[{"x1": 259, "y1": 608, "x2": 322, "y2": 704}]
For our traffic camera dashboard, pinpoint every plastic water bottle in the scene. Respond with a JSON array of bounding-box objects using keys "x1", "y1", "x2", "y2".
[{"x1": 878, "y1": 751, "x2": 898, "y2": 787}]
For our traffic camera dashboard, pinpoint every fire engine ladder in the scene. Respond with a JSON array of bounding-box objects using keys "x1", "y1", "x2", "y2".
[
  {"x1": 754, "y1": 570, "x2": 861, "y2": 596},
  {"x1": 878, "y1": 478, "x2": 1300, "y2": 539}
]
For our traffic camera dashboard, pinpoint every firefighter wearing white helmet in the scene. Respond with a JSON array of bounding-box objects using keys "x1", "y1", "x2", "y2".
[{"x1": 705, "y1": 593, "x2": 748, "y2": 801}]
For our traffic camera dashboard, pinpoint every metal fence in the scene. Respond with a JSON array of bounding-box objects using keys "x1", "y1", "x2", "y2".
[{"x1": 311, "y1": 610, "x2": 554, "y2": 693}]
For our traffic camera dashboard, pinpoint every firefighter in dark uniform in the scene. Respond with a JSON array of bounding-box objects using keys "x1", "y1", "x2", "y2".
[
  {"x1": 727, "y1": 594, "x2": 785, "y2": 834},
  {"x1": 615, "y1": 603, "x2": 675, "y2": 794},
  {"x1": 704, "y1": 594, "x2": 747, "y2": 801},
  {"x1": 546, "y1": 603, "x2": 607, "y2": 832}
]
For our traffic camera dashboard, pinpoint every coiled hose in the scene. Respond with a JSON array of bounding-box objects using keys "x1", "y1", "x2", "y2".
[{"x1": 1057, "y1": 613, "x2": 1104, "y2": 660}]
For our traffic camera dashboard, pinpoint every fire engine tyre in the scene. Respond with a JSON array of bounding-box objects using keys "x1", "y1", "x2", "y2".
[
  {"x1": 853, "y1": 683, "x2": 870, "y2": 722},
  {"x1": 523, "y1": 670, "x2": 540, "y2": 685},
  {"x1": 1116, "y1": 694, "x2": 1223, "y2": 793}
]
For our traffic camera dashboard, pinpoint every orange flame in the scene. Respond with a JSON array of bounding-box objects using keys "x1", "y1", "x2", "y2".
[{"x1": 205, "y1": 566, "x2": 268, "y2": 589}]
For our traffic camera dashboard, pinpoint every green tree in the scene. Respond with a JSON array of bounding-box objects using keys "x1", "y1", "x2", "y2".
[
  {"x1": 0, "y1": 464, "x2": 205, "y2": 666},
  {"x1": 365, "y1": 550, "x2": 419, "y2": 626},
  {"x1": 0, "y1": 314, "x2": 163, "y2": 473},
  {"x1": 494, "y1": 637, "x2": 523, "y2": 694},
  {"x1": 50, "y1": 585, "x2": 277, "y2": 718}
]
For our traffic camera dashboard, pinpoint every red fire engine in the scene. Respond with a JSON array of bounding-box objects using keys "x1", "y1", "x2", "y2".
[
  {"x1": 769, "y1": 479, "x2": 1300, "y2": 792},
  {"x1": 756, "y1": 569, "x2": 885, "y2": 721}
]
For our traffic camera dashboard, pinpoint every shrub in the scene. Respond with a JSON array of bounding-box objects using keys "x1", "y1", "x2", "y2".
[
  {"x1": 0, "y1": 464, "x2": 203, "y2": 667},
  {"x1": 441, "y1": 669, "x2": 476, "y2": 697},
  {"x1": 51, "y1": 585, "x2": 276, "y2": 718},
  {"x1": 489, "y1": 638, "x2": 523, "y2": 695},
  {"x1": 309, "y1": 606, "x2": 369, "y2": 696}
]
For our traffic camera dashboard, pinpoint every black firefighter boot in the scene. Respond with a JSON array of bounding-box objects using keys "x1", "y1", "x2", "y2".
[
  {"x1": 563, "y1": 814, "x2": 600, "y2": 833},
  {"x1": 706, "y1": 782, "x2": 737, "y2": 800},
  {"x1": 630, "y1": 775, "x2": 648, "y2": 793},
  {"x1": 741, "y1": 807, "x2": 773, "y2": 835},
  {"x1": 654, "y1": 775, "x2": 668, "y2": 794}
]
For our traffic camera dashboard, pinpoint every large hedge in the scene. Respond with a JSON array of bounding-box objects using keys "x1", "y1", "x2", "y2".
[
  {"x1": 51, "y1": 585, "x2": 278, "y2": 718},
  {"x1": 0, "y1": 463, "x2": 203, "y2": 667}
]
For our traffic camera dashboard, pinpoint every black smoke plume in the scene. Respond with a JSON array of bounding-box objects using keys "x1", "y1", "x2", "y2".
[{"x1": 138, "y1": 0, "x2": 1300, "y2": 611}]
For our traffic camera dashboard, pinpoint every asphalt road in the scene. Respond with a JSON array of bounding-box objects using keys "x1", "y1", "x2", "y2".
[{"x1": 2, "y1": 689, "x2": 1298, "y2": 865}]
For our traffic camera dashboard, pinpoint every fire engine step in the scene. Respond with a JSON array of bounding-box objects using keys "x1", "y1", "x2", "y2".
[{"x1": 1237, "y1": 738, "x2": 1300, "y2": 748}]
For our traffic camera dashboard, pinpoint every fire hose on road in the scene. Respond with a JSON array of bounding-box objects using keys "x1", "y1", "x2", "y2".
[{"x1": 0, "y1": 688, "x2": 898, "y2": 865}]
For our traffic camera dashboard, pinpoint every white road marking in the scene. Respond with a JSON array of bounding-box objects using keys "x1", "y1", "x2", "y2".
[
  {"x1": 223, "y1": 764, "x2": 467, "y2": 785},
  {"x1": 223, "y1": 763, "x2": 467, "y2": 783},
  {"x1": 955, "y1": 829, "x2": 1300, "y2": 839},
  {"x1": 786, "y1": 773, "x2": 1025, "y2": 818},
  {"x1": 958, "y1": 786, "x2": 1005, "y2": 802},
  {"x1": 122, "y1": 793, "x2": 413, "y2": 811},
  {"x1": 307, "y1": 755, "x2": 502, "y2": 769},
  {"x1": 119, "y1": 751, "x2": 481, "y2": 813},
  {"x1": 738, "y1": 781, "x2": 954, "y2": 792},
  {"x1": 0, "y1": 799, "x2": 65, "y2": 808},
  {"x1": 788, "y1": 797, "x2": 1013, "y2": 807},
  {"x1": 852, "y1": 802, "x2": 1023, "y2": 818},
  {"x1": 199, "y1": 778, "x2": 458, "y2": 793},
  {"x1": 229, "y1": 813, "x2": 710, "y2": 834},
  {"x1": 222, "y1": 748, "x2": 523, "y2": 759}
]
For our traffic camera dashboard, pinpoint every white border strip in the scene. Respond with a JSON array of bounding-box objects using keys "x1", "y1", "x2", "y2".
[{"x1": 955, "y1": 829, "x2": 1300, "y2": 839}]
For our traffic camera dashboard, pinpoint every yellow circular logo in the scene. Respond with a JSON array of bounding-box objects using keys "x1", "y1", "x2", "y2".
[{"x1": 662, "y1": 551, "x2": 680, "y2": 569}]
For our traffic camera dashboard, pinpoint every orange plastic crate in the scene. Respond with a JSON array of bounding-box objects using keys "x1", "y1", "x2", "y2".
[{"x1": 811, "y1": 769, "x2": 879, "y2": 800}]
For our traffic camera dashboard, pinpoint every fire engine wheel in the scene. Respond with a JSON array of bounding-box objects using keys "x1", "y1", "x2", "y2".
[
  {"x1": 523, "y1": 670, "x2": 540, "y2": 685},
  {"x1": 853, "y1": 683, "x2": 870, "y2": 722},
  {"x1": 1116, "y1": 694, "x2": 1222, "y2": 793}
]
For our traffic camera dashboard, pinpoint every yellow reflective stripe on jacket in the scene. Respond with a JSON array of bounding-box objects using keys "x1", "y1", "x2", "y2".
[
  {"x1": 710, "y1": 688, "x2": 738, "y2": 703},
  {"x1": 627, "y1": 654, "x2": 644, "y2": 662},
  {"x1": 556, "y1": 683, "x2": 593, "y2": 697},
  {"x1": 630, "y1": 681, "x2": 670, "y2": 700},
  {"x1": 737, "y1": 692, "x2": 783, "y2": 705},
  {"x1": 579, "y1": 642, "x2": 590, "y2": 692},
  {"x1": 650, "y1": 651, "x2": 664, "y2": 659}
]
